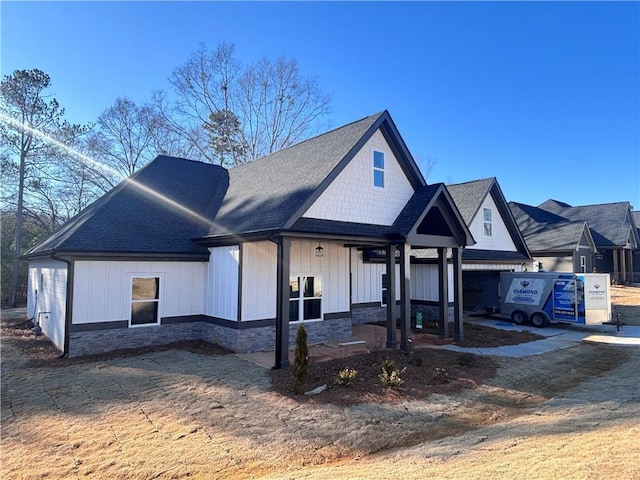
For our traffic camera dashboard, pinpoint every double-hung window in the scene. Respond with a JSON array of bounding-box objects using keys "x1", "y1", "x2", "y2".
[
  {"x1": 289, "y1": 276, "x2": 322, "y2": 322},
  {"x1": 483, "y1": 208, "x2": 492, "y2": 237},
  {"x1": 131, "y1": 277, "x2": 160, "y2": 326},
  {"x1": 373, "y1": 150, "x2": 384, "y2": 188}
]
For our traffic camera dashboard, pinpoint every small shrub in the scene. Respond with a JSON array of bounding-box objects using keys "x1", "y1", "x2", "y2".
[
  {"x1": 457, "y1": 353, "x2": 476, "y2": 366},
  {"x1": 368, "y1": 328, "x2": 385, "y2": 352},
  {"x1": 335, "y1": 367, "x2": 358, "y2": 386},
  {"x1": 432, "y1": 367, "x2": 450, "y2": 383},
  {"x1": 291, "y1": 325, "x2": 309, "y2": 394},
  {"x1": 379, "y1": 359, "x2": 405, "y2": 388}
]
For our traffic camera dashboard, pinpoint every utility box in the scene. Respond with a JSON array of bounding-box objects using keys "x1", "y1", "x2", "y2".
[{"x1": 499, "y1": 272, "x2": 611, "y2": 328}]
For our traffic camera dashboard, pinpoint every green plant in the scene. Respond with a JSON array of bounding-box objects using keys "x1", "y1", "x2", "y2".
[
  {"x1": 379, "y1": 359, "x2": 405, "y2": 388},
  {"x1": 432, "y1": 367, "x2": 450, "y2": 383},
  {"x1": 291, "y1": 324, "x2": 309, "y2": 393},
  {"x1": 335, "y1": 367, "x2": 358, "y2": 386}
]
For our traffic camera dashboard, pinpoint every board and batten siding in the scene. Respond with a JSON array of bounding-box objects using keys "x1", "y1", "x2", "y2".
[
  {"x1": 27, "y1": 258, "x2": 68, "y2": 351},
  {"x1": 302, "y1": 130, "x2": 415, "y2": 226},
  {"x1": 241, "y1": 241, "x2": 277, "y2": 321},
  {"x1": 207, "y1": 246, "x2": 239, "y2": 320},
  {"x1": 350, "y1": 249, "x2": 401, "y2": 304},
  {"x1": 290, "y1": 240, "x2": 350, "y2": 315},
  {"x1": 73, "y1": 260, "x2": 207, "y2": 324},
  {"x1": 410, "y1": 264, "x2": 454, "y2": 302},
  {"x1": 469, "y1": 194, "x2": 517, "y2": 251}
]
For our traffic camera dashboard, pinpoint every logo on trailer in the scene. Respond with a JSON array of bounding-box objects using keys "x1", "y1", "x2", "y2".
[
  {"x1": 594, "y1": 284, "x2": 600, "y2": 290},
  {"x1": 520, "y1": 280, "x2": 529, "y2": 287}
]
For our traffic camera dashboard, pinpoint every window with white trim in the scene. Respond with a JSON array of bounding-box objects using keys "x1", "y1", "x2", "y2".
[
  {"x1": 373, "y1": 150, "x2": 384, "y2": 188},
  {"x1": 483, "y1": 208, "x2": 492, "y2": 237},
  {"x1": 289, "y1": 276, "x2": 322, "y2": 322},
  {"x1": 131, "y1": 277, "x2": 160, "y2": 326},
  {"x1": 580, "y1": 255, "x2": 586, "y2": 273}
]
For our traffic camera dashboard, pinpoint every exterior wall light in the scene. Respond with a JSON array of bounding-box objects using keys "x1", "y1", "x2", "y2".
[{"x1": 315, "y1": 243, "x2": 324, "y2": 257}]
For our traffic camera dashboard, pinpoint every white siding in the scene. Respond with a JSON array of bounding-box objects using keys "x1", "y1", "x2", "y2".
[
  {"x1": 534, "y1": 255, "x2": 574, "y2": 273},
  {"x1": 469, "y1": 194, "x2": 517, "y2": 251},
  {"x1": 207, "y1": 246, "x2": 239, "y2": 320},
  {"x1": 290, "y1": 240, "x2": 350, "y2": 314},
  {"x1": 463, "y1": 263, "x2": 524, "y2": 272},
  {"x1": 303, "y1": 130, "x2": 415, "y2": 225},
  {"x1": 410, "y1": 264, "x2": 454, "y2": 302},
  {"x1": 27, "y1": 259, "x2": 68, "y2": 351},
  {"x1": 350, "y1": 249, "x2": 401, "y2": 304},
  {"x1": 241, "y1": 241, "x2": 277, "y2": 321},
  {"x1": 73, "y1": 260, "x2": 207, "y2": 324}
]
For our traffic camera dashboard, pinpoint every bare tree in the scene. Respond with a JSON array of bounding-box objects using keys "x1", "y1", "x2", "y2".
[
  {"x1": 163, "y1": 42, "x2": 331, "y2": 165},
  {"x1": 88, "y1": 97, "x2": 164, "y2": 182},
  {"x1": 0, "y1": 69, "x2": 89, "y2": 306}
]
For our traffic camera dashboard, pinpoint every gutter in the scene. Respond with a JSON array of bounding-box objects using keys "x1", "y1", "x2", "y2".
[{"x1": 50, "y1": 251, "x2": 73, "y2": 359}]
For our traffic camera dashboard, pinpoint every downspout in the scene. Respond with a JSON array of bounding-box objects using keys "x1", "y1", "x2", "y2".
[{"x1": 51, "y1": 252, "x2": 73, "y2": 359}]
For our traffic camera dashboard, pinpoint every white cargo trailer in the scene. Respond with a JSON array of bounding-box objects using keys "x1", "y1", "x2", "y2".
[{"x1": 499, "y1": 272, "x2": 611, "y2": 328}]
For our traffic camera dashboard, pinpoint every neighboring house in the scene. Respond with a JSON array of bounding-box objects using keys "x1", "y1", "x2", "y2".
[
  {"x1": 631, "y1": 211, "x2": 640, "y2": 283},
  {"x1": 509, "y1": 200, "x2": 638, "y2": 283},
  {"x1": 445, "y1": 178, "x2": 532, "y2": 311},
  {"x1": 24, "y1": 111, "x2": 473, "y2": 367}
]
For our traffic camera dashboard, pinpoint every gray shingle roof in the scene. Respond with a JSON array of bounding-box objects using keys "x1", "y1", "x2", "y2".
[
  {"x1": 446, "y1": 178, "x2": 494, "y2": 225},
  {"x1": 25, "y1": 156, "x2": 227, "y2": 257},
  {"x1": 509, "y1": 201, "x2": 592, "y2": 252},
  {"x1": 538, "y1": 199, "x2": 636, "y2": 248}
]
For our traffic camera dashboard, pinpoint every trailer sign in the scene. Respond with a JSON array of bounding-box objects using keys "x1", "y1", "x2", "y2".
[
  {"x1": 505, "y1": 278, "x2": 546, "y2": 304},
  {"x1": 553, "y1": 279, "x2": 577, "y2": 320}
]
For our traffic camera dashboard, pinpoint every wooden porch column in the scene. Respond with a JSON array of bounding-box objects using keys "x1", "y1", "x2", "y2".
[
  {"x1": 399, "y1": 242, "x2": 412, "y2": 352},
  {"x1": 386, "y1": 244, "x2": 397, "y2": 348},
  {"x1": 437, "y1": 247, "x2": 449, "y2": 339},
  {"x1": 613, "y1": 249, "x2": 619, "y2": 284},
  {"x1": 274, "y1": 237, "x2": 291, "y2": 369},
  {"x1": 629, "y1": 249, "x2": 634, "y2": 283},
  {"x1": 452, "y1": 247, "x2": 464, "y2": 342},
  {"x1": 621, "y1": 248, "x2": 627, "y2": 283}
]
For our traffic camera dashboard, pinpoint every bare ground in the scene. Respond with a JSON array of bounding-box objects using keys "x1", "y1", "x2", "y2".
[{"x1": 1, "y1": 286, "x2": 639, "y2": 479}]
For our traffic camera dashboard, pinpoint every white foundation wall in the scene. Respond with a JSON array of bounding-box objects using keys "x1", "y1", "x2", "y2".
[
  {"x1": 303, "y1": 130, "x2": 415, "y2": 225},
  {"x1": 27, "y1": 259, "x2": 68, "y2": 351},
  {"x1": 73, "y1": 260, "x2": 207, "y2": 324},
  {"x1": 350, "y1": 249, "x2": 401, "y2": 304},
  {"x1": 410, "y1": 264, "x2": 454, "y2": 302},
  {"x1": 207, "y1": 246, "x2": 240, "y2": 320},
  {"x1": 469, "y1": 194, "x2": 518, "y2": 251},
  {"x1": 290, "y1": 240, "x2": 350, "y2": 314},
  {"x1": 241, "y1": 241, "x2": 277, "y2": 321}
]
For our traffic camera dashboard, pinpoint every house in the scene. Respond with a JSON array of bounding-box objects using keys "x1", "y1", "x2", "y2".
[
  {"x1": 24, "y1": 111, "x2": 474, "y2": 367},
  {"x1": 444, "y1": 178, "x2": 531, "y2": 311},
  {"x1": 509, "y1": 200, "x2": 638, "y2": 283},
  {"x1": 633, "y1": 211, "x2": 640, "y2": 282}
]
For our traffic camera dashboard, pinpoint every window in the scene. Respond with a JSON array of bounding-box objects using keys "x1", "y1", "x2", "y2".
[
  {"x1": 289, "y1": 276, "x2": 322, "y2": 322},
  {"x1": 580, "y1": 256, "x2": 586, "y2": 273},
  {"x1": 483, "y1": 208, "x2": 492, "y2": 237},
  {"x1": 373, "y1": 150, "x2": 384, "y2": 188},
  {"x1": 381, "y1": 273, "x2": 388, "y2": 306},
  {"x1": 131, "y1": 277, "x2": 160, "y2": 326}
]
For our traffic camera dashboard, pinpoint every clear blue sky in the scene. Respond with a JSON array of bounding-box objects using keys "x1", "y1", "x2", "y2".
[{"x1": 2, "y1": 1, "x2": 639, "y2": 209}]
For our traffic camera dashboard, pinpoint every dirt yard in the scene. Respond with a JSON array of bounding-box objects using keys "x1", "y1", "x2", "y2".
[{"x1": 2, "y1": 286, "x2": 639, "y2": 479}]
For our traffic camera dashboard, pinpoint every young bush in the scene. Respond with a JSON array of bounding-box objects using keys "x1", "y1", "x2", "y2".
[
  {"x1": 291, "y1": 325, "x2": 309, "y2": 394},
  {"x1": 432, "y1": 367, "x2": 450, "y2": 383},
  {"x1": 379, "y1": 359, "x2": 405, "y2": 388},
  {"x1": 335, "y1": 367, "x2": 358, "y2": 386}
]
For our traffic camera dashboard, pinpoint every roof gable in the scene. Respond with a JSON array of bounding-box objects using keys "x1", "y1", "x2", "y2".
[{"x1": 200, "y1": 110, "x2": 427, "y2": 239}]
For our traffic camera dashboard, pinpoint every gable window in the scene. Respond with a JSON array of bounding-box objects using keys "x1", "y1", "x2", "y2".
[
  {"x1": 373, "y1": 150, "x2": 384, "y2": 188},
  {"x1": 483, "y1": 208, "x2": 492, "y2": 237},
  {"x1": 289, "y1": 276, "x2": 322, "y2": 322},
  {"x1": 131, "y1": 277, "x2": 160, "y2": 326}
]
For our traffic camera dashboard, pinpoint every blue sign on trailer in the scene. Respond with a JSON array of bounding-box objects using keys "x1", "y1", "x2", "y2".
[{"x1": 553, "y1": 279, "x2": 577, "y2": 321}]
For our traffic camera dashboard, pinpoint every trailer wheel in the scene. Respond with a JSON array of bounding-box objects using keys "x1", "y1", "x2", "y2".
[
  {"x1": 511, "y1": 310, "x2": 527, "y2": 325},
  {"x1": 530, "y1": 313, "x2": 548, "y2": 328}
]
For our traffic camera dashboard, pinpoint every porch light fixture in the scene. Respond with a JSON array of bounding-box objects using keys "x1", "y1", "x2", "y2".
[{"x1": 315, "y1": 243, "x2": 324, "y2": 257}]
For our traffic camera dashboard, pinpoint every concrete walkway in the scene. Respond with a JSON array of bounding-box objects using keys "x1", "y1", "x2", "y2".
[{"x1": 238, "y1": 320, "x2": 640, "y2": 368}]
